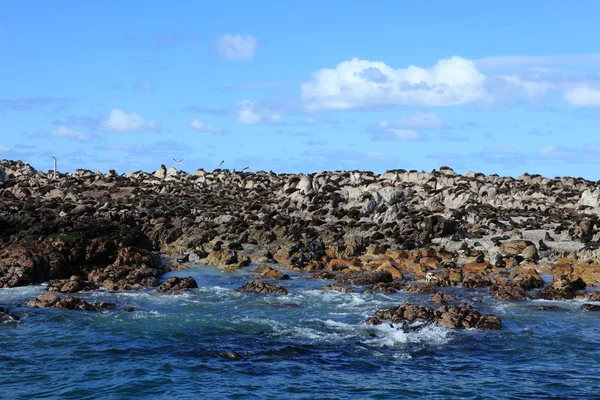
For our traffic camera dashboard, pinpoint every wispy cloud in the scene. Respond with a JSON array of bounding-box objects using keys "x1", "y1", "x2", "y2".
[
  {"x1": 189, "y1": 119, "x2": 227, "y2": 133},
  {"x1": 235, "y1": 100, "x2": 281, "y2": 124},
  {"x1": 215, "y1": 34, "x2": 258, "y2": 60},
  {"x1": 33, "y1": 126, "x2": 92, "y2": 142},
  {"x1": 134, "y1": 80, "x2": 152, "y2": 92},
  {"x1": 0, "y1": 97, "x2": 70, "y2": 111},
  {"x1": 439, "y1": 132, "x2": 469, "y2": 141}
]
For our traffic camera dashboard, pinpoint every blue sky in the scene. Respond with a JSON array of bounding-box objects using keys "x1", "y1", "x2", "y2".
[{"x1": 2, "y1": 0, "x2": 600, "y2": 178}]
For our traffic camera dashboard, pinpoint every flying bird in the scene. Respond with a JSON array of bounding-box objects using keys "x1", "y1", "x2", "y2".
[
  {"x1": 218, "y1": 160, "x2": 224, "y2": 167},
  {"x1": 242, "y1": 166, "x2": 250, "y2": 171},
  {"x1": 173, "y1": 159, "x2": 183, "y2": 165}
]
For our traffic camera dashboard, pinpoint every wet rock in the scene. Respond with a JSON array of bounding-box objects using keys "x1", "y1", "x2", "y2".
[
  {"x1": 539, "y1": 275, "x2": 586, "y2": 300},
  {"x1": 251, "y1": 265, "x2": 287, "y2": 279},
  {"x1": 586, "y1": 292, "x2": 600, "y2": 301},
  {"x1": 27, "y1": 294, "x2": 115, "y2": 311},
  {"x1": 581, "y1": 303, "x2": 600, "y2": 312},
  {"x1": 156, "y1": 276, "x2": 198, "y2": 294},
  {"x1": 46, "y1": 275, "x2": 96, "y2": 293},
  {"x1": 365, "y1": 316, "x2": 382, "y2": 325},
  {"x1": 336, "y1": 270, "x2": 393, "y2": 286},
  {"x1": 237, "y1": 280, "x2": 288, "y2": 295},
  {"x1": 220, "y1": 350, "x2": 242, "y2": 360},
  {"x1": 372, "y1": 280, "x2": 404, "y2": 293},
  {"x1": 87, "y1": 247, "x2": 162, "y2": 291},
  {"x1": 526, "y1": 305, "x2": 567, "y2": 311},
  {"x1": 430, "y1": 292, "x2": 456, "y2": 304},
  {"x1": 403, "y1": 282, "x2": 437, "y2": 294},
  {"x1": 371, "y1": 303, "x2": 501, "y2": 330},
  {"x1": 323, "y1": 284, "x2": 353, "y2": 293},
  {"x1": 0, "y1": 244, "x2": 70, "y2": 288},
  {"x1": 513, "y1": 270, "x2": 545, "y2": 291},
  {"x1": 490, "y1": 282, "x2": 527, "y2": 301}
]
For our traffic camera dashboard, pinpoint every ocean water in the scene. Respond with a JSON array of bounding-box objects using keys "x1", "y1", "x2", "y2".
[{"x1": 1, "y1": 265, "x2": 600, "y2": 399}]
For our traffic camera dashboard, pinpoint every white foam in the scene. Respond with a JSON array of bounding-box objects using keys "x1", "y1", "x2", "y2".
[{"x1": 365, "y1": 323, "x2": 452, "y2": 347}]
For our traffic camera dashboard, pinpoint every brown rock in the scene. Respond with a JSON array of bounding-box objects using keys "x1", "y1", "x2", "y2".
[
  {"x1": 156, "y1": 276, "x2": 198, "y2": 294},
  {"x1": 430, "y1": 292, "x2": 456, "y2": 304},
  {"x1": 500, "y1": 240, "x2": 534, "y2": 256},
  {"x1": 586, "y1": 292, "x2": 600, "y2": 301},
  {"x1": 27, "y1": 293, "x2": 60, "y2": 308},
  {"x1": 581, "y1": 303, "x2": 600, "y2": 312},
  {"x1": 336, "y1": 270, "x2": 393, "y2": 285},
  {"x1": 237, "y1": 280, "x2": 288, "y2": 295},
  {"x1": 323, "y1": 284, "x2": 353, "y2": 293},
  {"x1": 46, "y1": 275, "x2": 95, "y2": 293},
  {"x1": 490, "y1": 282, "x2": 526, "y2": 301},
  {"x1": 404, "y1": 282, "x2": 437, "y2": 294}
]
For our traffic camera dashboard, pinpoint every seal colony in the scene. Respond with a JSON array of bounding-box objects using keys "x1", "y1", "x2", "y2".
[{"x1": 2, "y1": 159, "x2": 600, "y2": 328}]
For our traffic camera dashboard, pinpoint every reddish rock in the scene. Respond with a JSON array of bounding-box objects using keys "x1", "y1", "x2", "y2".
[
  {"x1": 87, "y1": 247, "x2": 162, "y2": 291},
  {"x1": 0, "y1": 243, "x2": 70, "y2": 288}
]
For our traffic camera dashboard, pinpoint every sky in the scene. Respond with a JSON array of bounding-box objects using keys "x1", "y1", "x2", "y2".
[{"x1": 2, "y1": 1, "x2": 600, "y2": 179}]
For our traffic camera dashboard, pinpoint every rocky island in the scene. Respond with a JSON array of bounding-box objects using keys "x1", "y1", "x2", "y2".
[{"x1": 2, "y1": 158, "x2": 600, "y2": 322}]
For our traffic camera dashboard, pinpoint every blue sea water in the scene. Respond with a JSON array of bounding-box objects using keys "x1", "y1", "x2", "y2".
[{"x1": 1, "y1": 265, "x2": 600, "y2": 399}]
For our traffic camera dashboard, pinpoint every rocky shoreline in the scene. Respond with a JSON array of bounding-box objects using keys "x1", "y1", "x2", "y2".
[{"x1": 3, "y1": 159, "x2": 600, "y2": 330}]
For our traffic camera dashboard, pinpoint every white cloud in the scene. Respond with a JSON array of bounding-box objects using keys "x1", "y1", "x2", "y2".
[
  {"x1": 301, "y1": 56, "x2": 487, "y2": 111},
  {"x1": 48, "y1": 126, "x2": 91, "y2": 142},
  {"x1": 0, "y1": 145, "x2": 8, "y2": 152},
  {"x1": 216, "y1": 34, "x2": 258, "y2": 60},
  {"x1": 135, "y1": 80, "x2": 151, "y2": 91},
  {"x1": 99, "y1": 109, "x2": 159, "y2": 132},
  {"x1": 235, "y1": 101, "x2": 281, "y2": 124},
  {"x1": 564, "y1": 87, "x2": 600, "y2": 107},
  {"x1": 379, "y1": 112, "x2": 444, "y2": 130},
  {"x1": 189, "y1": 119, "x2": 224, "y2": 133}
]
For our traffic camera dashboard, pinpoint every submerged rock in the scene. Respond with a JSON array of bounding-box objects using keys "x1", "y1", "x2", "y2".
[{"x1": 371, "y1": 303, "x2": 501, "y2": 330}]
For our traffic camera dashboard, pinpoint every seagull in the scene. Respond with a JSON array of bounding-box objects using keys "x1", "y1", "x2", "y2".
[
  {"x1": 173, "y1": 159, "x2": 183, "y2": 165},
  {"x1": 242, "y1": 166, "x2": 249, "y2": 171},
  {"x1": 218, "y1": 160, "x2": 224, "y2": 167}
]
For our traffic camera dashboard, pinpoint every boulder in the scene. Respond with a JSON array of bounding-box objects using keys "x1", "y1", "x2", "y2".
[
  {"x1": 336, "y1": 270, "x2": 393, "y2": 285},
  {"x1": 156, "y1": 276, "x2": 198, "y2": 294},
  {"x1": 490, "y1": 282, "x2": 526, "y2": 301},
  {"x1": 46, "y1": 275, "x2": 96, "y2": 293},
  {"x1": 430, "y1": 292, "x2": 456, "y2": 304},
  {"x1": 371, "y1": 303, "x2": 501, "y2": 330},
  {"x1": 500, "y1": 240, "x2": 535, "y2": 256},
  {"x1": 323, "y1": 284, "x2": 353, "y2": 293},
  {"x1": 237, "y1": 280, "x2": 288, "y2": 295},
  {"x1": 27, "y1": 294, "x2": 115, "y2": 311}
]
